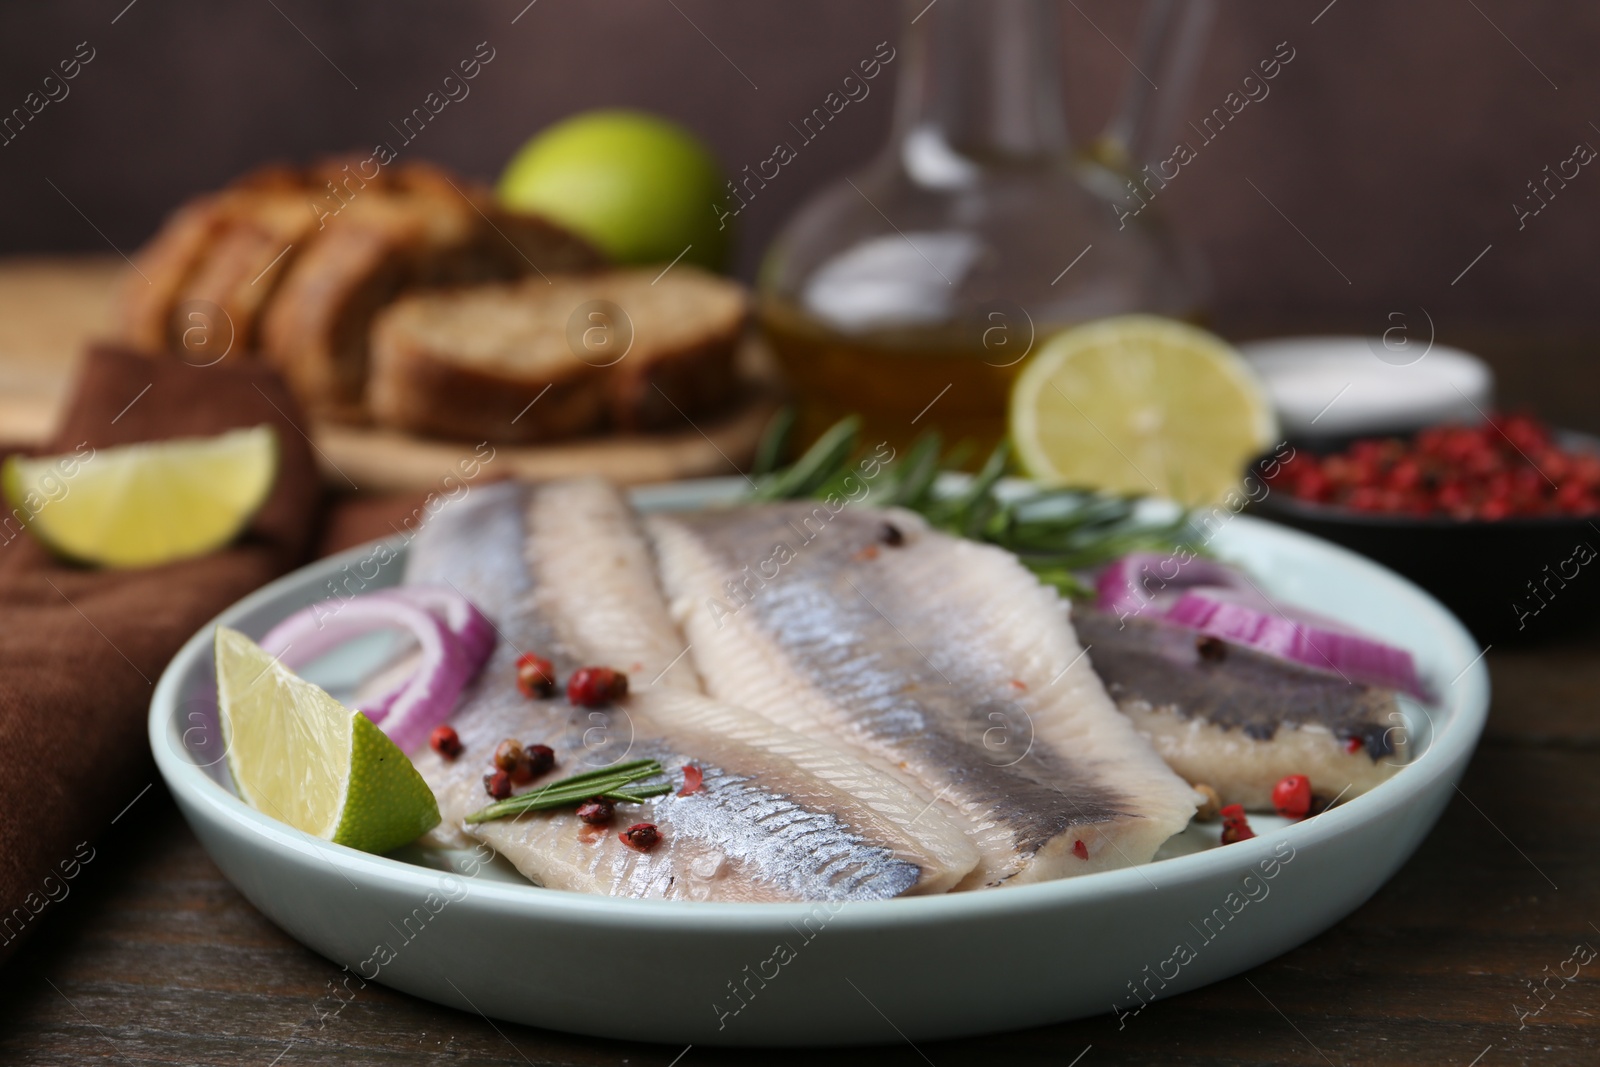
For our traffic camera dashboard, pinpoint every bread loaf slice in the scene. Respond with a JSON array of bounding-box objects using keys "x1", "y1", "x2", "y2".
[
  {"x1": 116, "y1": 195, "x2": 228, "y2": 354},
  {"x1": 118, "y1": 158, "x2": 604, "y2": 419},
  {"x1": 367, "y1": 267, "x2": 746, "y2": 444},
  {"x1": 117, "y1": 163, "x2": 314, "y2": 355},
  {"x1": 260, "y1": 172, "x2": 602, "y2": 417},
  {"x1": 167, "y1": 190, "x2": 321, "y2": 358},
  {"x1": 259, "y1": 191, "x2": 476, "y2": 414}
]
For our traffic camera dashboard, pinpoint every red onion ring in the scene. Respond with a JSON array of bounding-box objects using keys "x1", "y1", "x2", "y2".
[
  {"x1": 1095, "y1": 552, "x2": 1252, "y2": 619},
  {"x1": 1165, "y1": 589, "x2": 1428, "y2": 700},
  {"x1": 385, "y1": 584, "x2": 497, "y2": 667},
  {"x1": 258, "y1": 586, "x2": 496, "y2": 753}
]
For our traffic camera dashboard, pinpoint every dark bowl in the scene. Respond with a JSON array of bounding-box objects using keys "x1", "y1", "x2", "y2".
[{"x1": 1247, "y1": 433, "x2": 1600, "y2": 646}]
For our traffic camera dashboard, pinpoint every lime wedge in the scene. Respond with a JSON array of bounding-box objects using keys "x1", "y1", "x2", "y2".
[
  {"x1": 214, "y1": 626, "x2": 440, "y2": 854},
  {"x1": 2, "y1": 426, "x2": 278, "y2": 568},
  {"x1": 1010, "y1": 316, "x2": 1277, "y2": 505}
]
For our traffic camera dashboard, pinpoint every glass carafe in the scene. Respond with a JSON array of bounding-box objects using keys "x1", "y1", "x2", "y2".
[{"x1": 758, "y1": 0, "x2": 1213, "y2": 456}]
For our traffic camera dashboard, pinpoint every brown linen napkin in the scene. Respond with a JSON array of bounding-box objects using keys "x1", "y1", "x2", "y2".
[{"x1": 0, "y1": 344, "x2": 320, "y2": 964}]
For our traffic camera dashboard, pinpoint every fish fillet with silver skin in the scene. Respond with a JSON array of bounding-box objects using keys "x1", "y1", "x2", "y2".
[
  {"x1": 403, "y1": 479, "x2": 979, "y2": 900},
  {"x1": 648, "y1": 503, "x2": 1199, "y2": 889},
  {"x1": 1073, "y1": 607, "x2": 1409, "y2": 810}
]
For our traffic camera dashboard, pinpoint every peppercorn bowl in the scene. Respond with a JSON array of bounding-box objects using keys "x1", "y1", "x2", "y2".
[
  {"x1": 149, "y1": 477, "x2": 1489, "y2": 1046},
  {"x1": 1249, "y1": 427, "x2": 1600, "y2": 644}
]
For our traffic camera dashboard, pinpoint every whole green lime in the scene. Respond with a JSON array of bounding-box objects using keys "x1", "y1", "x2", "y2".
[{"x1": 498, "y1": 109, "x2": 732, "y2": 272}]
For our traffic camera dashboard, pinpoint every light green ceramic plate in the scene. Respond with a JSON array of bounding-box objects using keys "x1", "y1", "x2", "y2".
[{"x1": 149, "y1": 478, "x2": 1488, "y2": 1046}]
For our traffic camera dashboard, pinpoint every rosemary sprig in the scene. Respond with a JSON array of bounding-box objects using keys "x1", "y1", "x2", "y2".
[
  {"x1": 749, "y1": 416, "x2": 860, "y2": 501},
  {"x1": 749, "y1": 406, "x2": 796, "y2": 478},
  {"x1": 880, "y1": 431, "x2": 944, "y2": 510},
  {"x1": 748, "y1": 411, "x2": 1200, "y2": 597},
  {"x1": 465, "y1": 759, "x2": 671, "y2": 824}
]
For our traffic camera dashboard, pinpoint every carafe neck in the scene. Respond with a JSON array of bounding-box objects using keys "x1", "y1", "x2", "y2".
[{"x1": 890, "y1": 0, "x2": 1070, "y2": 165}]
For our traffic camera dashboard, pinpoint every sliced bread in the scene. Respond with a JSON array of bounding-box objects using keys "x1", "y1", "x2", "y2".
[
  {"x1": 117, "y1": 158, "x2": 604, "y2": 419},
  {"x1": 167, "y1": 189, "x2": 321, "y2": 357},
  {"x1": 117, "y1": 162, "x2": 319, "y2": 356},
  {"x1": 367, "y1": 267, "x2": 747, "y2": 443},
  {"x1": 260, "y1": 170, "x2": 602, "y2": 417},
  {"x1": 116, "y1": 195, "x2": 229, "y2": 354}
]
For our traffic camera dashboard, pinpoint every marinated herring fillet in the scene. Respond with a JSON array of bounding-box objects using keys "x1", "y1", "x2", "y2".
[
  {"x1": 1073, "y1": 608, "x2": 1408, "y2": 810},
  {"x1": 648, "y1": 504, "x2": 1198, "y2": 888},
  {"x1": 460, "y1": 689, "x2": 980, "y2": 900},
  {"x1": 404, "y1": 479, "x2": 978, "y2": 899}
]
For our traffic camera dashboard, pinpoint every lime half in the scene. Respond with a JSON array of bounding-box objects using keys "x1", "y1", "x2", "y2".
[
  {"x1": 215, "y1": 626, "x2": 440, "y2": 854},
  {"x1": 1010, "y1": 316, "x2": 1277, "y2": 505},
  {"x1": 2, "y1": 425, "x2": 278, "y2": 568}
]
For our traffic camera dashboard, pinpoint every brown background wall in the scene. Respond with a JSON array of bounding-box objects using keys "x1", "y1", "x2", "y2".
[{"x1": 1, "y1": 1, "x2": 1596, "y2": 343}]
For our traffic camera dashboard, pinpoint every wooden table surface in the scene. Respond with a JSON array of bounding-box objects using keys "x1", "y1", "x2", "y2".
[{"x1": 1, "y1": 341, "x2": 1597, "y2": 1065}]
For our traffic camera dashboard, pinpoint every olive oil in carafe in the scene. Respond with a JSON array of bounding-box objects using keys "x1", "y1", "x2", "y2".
[{"x1": 760, "y1": 298, "x2": 1040, "y2": 460}]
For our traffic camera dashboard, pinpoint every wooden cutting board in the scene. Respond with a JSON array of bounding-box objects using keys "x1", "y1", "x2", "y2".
[{"x1": 0, "y1": 255, "x2": 780, "y2": 490}]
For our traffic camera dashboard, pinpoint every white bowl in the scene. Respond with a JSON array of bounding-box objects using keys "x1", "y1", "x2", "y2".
[
  {"x1": 1239, "y1": 335, "x2": 1494, "y2": 438},
  {"x1": 148, "y1": 478, "x2": 1488, "y2": 1046}
]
